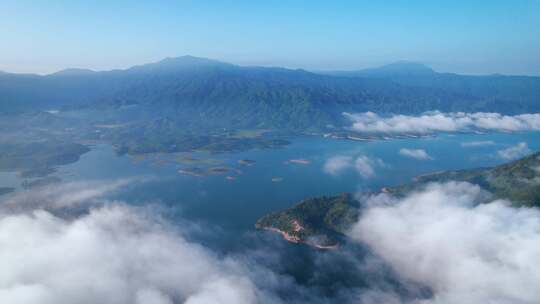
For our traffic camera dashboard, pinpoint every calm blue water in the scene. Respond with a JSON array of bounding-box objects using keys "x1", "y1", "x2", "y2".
[
  {"x1": 2, "y1": 132, "x2": 540, "y2": 235},
  {"x1": 2, "y1": 132, "x2": 538, "y2": 234}
]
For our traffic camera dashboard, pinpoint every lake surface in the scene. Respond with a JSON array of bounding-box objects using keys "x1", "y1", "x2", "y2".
[
  {"x1": 3, "y1": 132, "x2": 540, "y2": 240},
  {"x1": 2, "y1": 131, "x2": 539, "y2": 294}
]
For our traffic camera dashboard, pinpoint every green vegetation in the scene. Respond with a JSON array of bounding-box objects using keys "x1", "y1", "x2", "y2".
[
  {"x1": 391, "y1": 151, "x2": 540, "y2": 207},
  {"x1": 112, "y1": 127, "x2": 290, "y2": 155},
  {"x1": 2, "y1": 57, "x2": 540, "y2": 157},
  {"x1": 257, "y1": 152, "x2": 540, "y2": 248},
  {"x1": 2, "y1": 56, "x2": 540, "y2": 131},
  {"x1": 0, "y1": 141, "x2": 90, "y2": 173},
  {"x1": 0, "y1": 139, "x2": 87, "y2": 193},
  {"x1": 178, "y1": 166, "x2": 241, "y2": 177},
  {"x1": 256, "y1": 193, "x2": 359, "y2": 247}
]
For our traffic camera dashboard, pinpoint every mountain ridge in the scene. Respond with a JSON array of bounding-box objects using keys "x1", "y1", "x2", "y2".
[
  {"x1": 326, "y1": 61, "x2": 437, "y2": 78},
  {"x1": 1, "y1": 55, "x2": 540, "y2": 131},
  {"x1": 2, "y1": 56, "x2": 537, "y2": 78}
]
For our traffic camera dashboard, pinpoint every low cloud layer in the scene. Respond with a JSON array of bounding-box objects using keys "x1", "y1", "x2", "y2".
[
  {"x1": 350, "y1": 182, "x2": 540, "y2": 304},
  {"x1": 323, "y1": 155, "x2": 384, "y2": 178},
  {"x1": 399, "y1": 148, "x2": 432, "y2": 160},
  {"x1": 2, "y1": 181, "x2": 396, "y2": 304},
  {"x1": 4, "y1": 176, "x2": 539, "y2": 303},
  {"x1": 344, "y1": 112, "x2": 540, "y2": 134},
  {"x1": 0, "y1": 182, "x2": 285, "y2": 304},
  {"x1": 497, "y1": 142, "x2": 531, "y2": 160},
  {"x1": 0, "y1": 205, "x2": 265, "y2": 304}
]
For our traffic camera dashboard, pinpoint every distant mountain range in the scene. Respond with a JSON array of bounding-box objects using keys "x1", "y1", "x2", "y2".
[
  {"x1": 1, "y1": 56, "x2": 539, "y2": 131},
  {"x1": 326, "y1": 61, "x2": 438, "y2": 77}
]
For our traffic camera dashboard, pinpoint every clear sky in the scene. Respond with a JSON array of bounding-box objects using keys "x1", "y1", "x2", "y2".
[{"x1": 1, "y1": 0, "x2": 539, "y2": 75}]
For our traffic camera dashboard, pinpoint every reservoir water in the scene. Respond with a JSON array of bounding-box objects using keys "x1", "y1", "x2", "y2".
[{"x1": 3, "y1": 132, "x2": 537, "y2": 237}]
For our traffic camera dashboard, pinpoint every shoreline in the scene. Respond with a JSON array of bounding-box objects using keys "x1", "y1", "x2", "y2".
[{"x1": 257, "y1": 225, "x2": 339, "y2": 250}]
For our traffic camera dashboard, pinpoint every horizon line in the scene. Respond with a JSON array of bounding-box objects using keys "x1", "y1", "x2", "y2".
[{"x1": 1, "y1": 55, "x2": 539, "y2": 77}]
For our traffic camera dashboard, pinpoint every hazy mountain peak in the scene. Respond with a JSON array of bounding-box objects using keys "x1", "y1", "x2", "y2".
[
  {"x1": 50, "y1": 68, "x2": 97, "y2": 76},
  {"x1": 362, "y1": 61, "x2": 435, "y2": 76},
  {"x1": 381, "y1": 61, "x2": 434, "y2": 71},
  {"x1": 323, "y1": 61, "x2": 436, "y2": 78},
  {"x1": 159, "y1": 55, "x2": 221, "y2": 65},
  {"x1": 128, "y1": 55, "x2": 233, "y2": 73}
]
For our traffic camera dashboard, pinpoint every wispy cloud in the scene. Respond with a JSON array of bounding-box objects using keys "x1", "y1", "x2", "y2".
[
  {"x1": 460, "y1": 140, "x2": 495, "y2": 147},
  {"x1": 0, "y1": 179, "x2": 136, "y2": 214},
  {"x1": 355, "y1": 156, "x2": 378, "y2": 178},
  {"x1": 349, "y1": 182, "x2": 540, "y2": 304},
  {"x1": 344, "y1": 111, "x2": 540, "y2": 134},
  {"x1": 323, "y1": 155, "x2": 384, "y2": 178},
  {"x1": 497, "y1": 142, "x2": 531, "y2": 160},
  {"x1": 323, "y1": 156, "x2": 353, "y2": 176},
  {"x1": 399, "y1": 148, "x2": 432, "y2": 160}
]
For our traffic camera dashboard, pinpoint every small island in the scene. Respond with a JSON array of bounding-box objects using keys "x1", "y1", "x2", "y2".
[
  {"x1": 238, "y1": 159, "x2": 256, "y2": 166},
  {"x1": 178, "y1": 167, "x2": 207, "y2": 177},
  {"x1": 115, "y1": 131, "x2": 290, "y2": 155},
  {"x1": 287, "y1": 159, "x2": 311, "y2": 165},
  {"x1": 256, "y1": 193, "x2": 359, "y2": 249},
  {"x1": 178, "y1": 166, "x2": 242, "y2": 177}
]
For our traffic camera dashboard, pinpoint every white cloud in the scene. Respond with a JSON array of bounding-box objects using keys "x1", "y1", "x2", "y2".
[
  {"x1": 0, "y1": 204, "x2": 265, "y2": 304},
  {"x1": 349, "y1": 182, "x2": 540, "y2": 304},
  {"x1": 323, "y1": 156, "x2": 353, "y2": 176},
  {"x1": 0, "y1": 179, "x2": 133, "y2": 214},
  {"x1": 460, "y1": 140, "x2": 495, "y2": 147},
  {"x1": 344, "y1": 111, "x2": 540, "y2": 134},
  {"x1": 399, "y1": 148, "x2": 432, "y2": 160},
  {"x1": 323, "y1": 155, "x2": 384, "y2": 179},
  {"x1": 355, "y1": 156, "x2": 376, "y2": 178},
  {"x1": 0, "y1": 181, "x2": 290, "y2": 304},
  {"x1": 497, "y1": 142, "x2": 531, "y2": 160}
]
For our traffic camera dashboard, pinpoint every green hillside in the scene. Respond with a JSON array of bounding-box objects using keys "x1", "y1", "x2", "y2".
[
  {"x1": 2, "y1": 56, "x2": 540, "y2": 127},
  {"x1": 257, "y1": 152, "x2": 540, "y2": 248},
  {"x1": 392, "y1": 151, "x2": 540, "y2": 207},
  {"x1": 256, "y1": 193, "x2": 359, "y2": 248}
]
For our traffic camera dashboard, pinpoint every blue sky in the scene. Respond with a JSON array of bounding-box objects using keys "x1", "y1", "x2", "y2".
[{"x1": 1, "y1": 0, "x2": 539, "y2": 75}]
